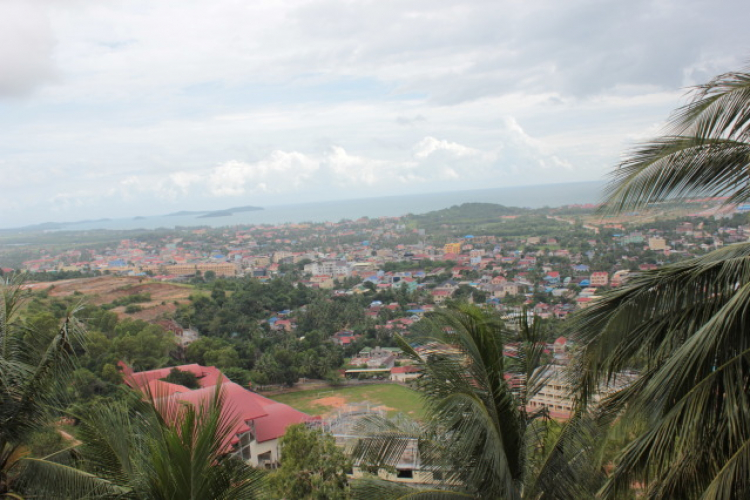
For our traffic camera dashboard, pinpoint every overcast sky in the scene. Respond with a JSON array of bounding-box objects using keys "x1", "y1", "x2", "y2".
[{"x1": 1, "y1": 0, "x2": 749, "y2": 226}]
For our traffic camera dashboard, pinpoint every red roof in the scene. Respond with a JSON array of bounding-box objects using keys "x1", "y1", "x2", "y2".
[
  {"x1": 124, "y1": 363, "x2": 314, "y2": 452},
  {"x1": 146, "y1": 379, "x2": 192, "y2": 397},
  {"x1": 245, "y1": 395, "x2": 314, "y2": 443},
  {"x1": 122, "y1": 363, "x2": 223, "y2": 390},
  {"x1": 391, "y1": 365, "x2": 421, "y2": 374}
]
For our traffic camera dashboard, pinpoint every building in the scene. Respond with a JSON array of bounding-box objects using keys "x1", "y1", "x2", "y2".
[
  {"x1": 589, "y1": 271, "x2": 609, "y2": 286},
  {"x1": 526, "y1": 366, "x2": 634, "y2": 420},
  {"x1": 648, "y1": 237, "x2": 668, "y2": 251},
  {"x1": 390, "y1": 365, "x2": 422, "y2": 383},
  {"x1": 119, "y1": 362, "x2": 313, "y2": 468},
  {"x1": 442, "y1": 242, "x2": 462, "y2": 255}
]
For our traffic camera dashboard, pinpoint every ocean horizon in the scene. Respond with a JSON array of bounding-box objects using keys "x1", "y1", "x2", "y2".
[{"x1": 12, "y1": 180, "x2": 606, "y2": 232}]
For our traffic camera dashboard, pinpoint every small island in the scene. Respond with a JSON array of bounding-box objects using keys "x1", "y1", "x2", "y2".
[{"x1": 197, "y1": 205, "x2": 263, "y2": 218}]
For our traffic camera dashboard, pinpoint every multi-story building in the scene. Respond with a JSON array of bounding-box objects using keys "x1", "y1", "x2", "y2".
[
  {"x1": 590, "y1": 271, "x2": 609, "y2": 286},
  {"x1": 120, "y1": 363, "x2": 312, "y2": 468}
]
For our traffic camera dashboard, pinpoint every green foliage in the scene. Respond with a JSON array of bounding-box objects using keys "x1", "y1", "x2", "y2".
[
  {"x1": 203, "y1": 346, "x2": 242, "y2": 370},
  {"x1": 21, "y1": 385, "x2": 267, "y2": 499},
  {"x1": 353, "y1": 305, "x2": 602, "y2": 499},
  {"x1": 163, "y1": 367, "x2": 200, "y2": 389},
  {"x1": 0, "y1": 275, "x2": 85, "y2": 497},
  {"x1": 222, "y1": 367, "x2": 253, "y2": 387},
  {"x1": 572, "y1": 66, "x2": 750, "y2": 499},
  {"x1": 26, "y1": 427, "x2": 67, "y2": 459},
  {"x1": 269, "y1": 424, "x2": 351, "y2": 500},
  {"x1": 103, "y1": 291, "x2": 151, "y2": 309}
]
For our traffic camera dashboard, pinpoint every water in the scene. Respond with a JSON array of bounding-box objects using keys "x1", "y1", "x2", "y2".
[{"x1": 45, "y1": 180, "x2": 606, "y2": 231}]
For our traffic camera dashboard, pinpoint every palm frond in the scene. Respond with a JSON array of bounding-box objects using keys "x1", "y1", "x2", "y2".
[
  {"x1": 352, "y1": 478, "x2": 472, "y2": 499},
  {"x1": 673, "y1": 69, "x2": 750, "y2": 140},
  {"x1": 602, "y1": 136, "x2": 750, "y2": 212},
  {"x1": 570, "y1": 243, "x2": 750, "y2": 498}
]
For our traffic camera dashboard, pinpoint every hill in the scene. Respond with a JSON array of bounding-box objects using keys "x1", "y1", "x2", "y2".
[{"x1": 23, "y1": 276, "x2": 195, "y2": 321}]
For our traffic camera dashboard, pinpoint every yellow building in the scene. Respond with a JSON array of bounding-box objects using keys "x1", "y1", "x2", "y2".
[
  {"x1": 648, "y1": 237, "x2": 668, "y2": 251},
  {"x1": 162, "y1": 263, "x2": 237, "y2": 277},
  {"x1": 443, "y1": 242, "x2": 462, "y2": 254}
]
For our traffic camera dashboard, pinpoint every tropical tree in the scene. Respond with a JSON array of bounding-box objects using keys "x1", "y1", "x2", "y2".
[
  {"x1": 352, "y1": 304, "x2": 602, "y2": 499},
  {"x1": 572, "y1": 68, "x2": 750, "y2": 498},
  {"x1": 0, "y1": 275, "x2": 84, "y2": 497},
  {"x1": 21, "y1": 383, "x2": 267, "y2": 499},
  {"x1": 269, "y1": 423, "x2": 351, "y2": 500}
]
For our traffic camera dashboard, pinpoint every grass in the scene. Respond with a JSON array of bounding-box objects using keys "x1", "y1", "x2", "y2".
[{"x1": 273, "y1": 383, "x2": 426, "y2": 419}]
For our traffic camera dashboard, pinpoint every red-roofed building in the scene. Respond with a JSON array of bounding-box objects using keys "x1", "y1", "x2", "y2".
[
  {"x1": 120, "y1": 363, "x2": 313, "y2": 468},
  {"x1": 390, "y1": 365, "x2": 422, "y2": 383}
]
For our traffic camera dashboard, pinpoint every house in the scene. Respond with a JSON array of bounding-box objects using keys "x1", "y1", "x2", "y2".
[
  {"x1": 390, "y1": 365, "x2": 422, "y2": 383},
  {"x1": 332, "y1": 330, "x2": 360, "y2": 346},
  {"x1": 431, "y1": 289, "x2": 452, "y2": 304},
  {"x1": 119, "y1": 363, "x2": 314, "y2": 468},
  {"x1": 359, "y1": 346, "x2": 403, "y2": 359},
  {"x1": 590, "y1": 272, "x2": 609, "y2": 286}
]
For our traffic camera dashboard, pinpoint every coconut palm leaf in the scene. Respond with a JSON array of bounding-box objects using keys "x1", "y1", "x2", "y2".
[
  {"x1": 602, "y1": 68, "x2": 750, "y2": 212},
  {"x1": 21, "y1": 383, "x2": 267, "y2": 499},
  {"x1": 0, "y1": 275, "x2": 87, "y2": 496},
  {"x1": 570, "y1": 241, "x2": 750, "y2": 498},
  {"x1": 354, "y1": 304, "x2": 603, "y2": 499},
  {"x1": 352, "y1": 478, "x2": 473, "y2": 499}
]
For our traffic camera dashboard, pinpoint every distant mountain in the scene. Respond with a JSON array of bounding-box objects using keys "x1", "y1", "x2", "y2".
[
  {"x1": 0, "y1": 219, "x2": 113, "y2": 233},
  {"x1": 409, "y1": 202, "x2": 526, "y2": 225},
  {"x1": 226, "y1": 205, "x2": 263, "y2": 213},
  {"x1": 197, "y1": 206, "x2": 264, "y2": 218},
  {"x1": 198, "y1": 210, "x2": 232, "y2": 218}
]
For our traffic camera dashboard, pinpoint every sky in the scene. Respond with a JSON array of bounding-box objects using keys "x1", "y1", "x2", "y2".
[{"x1": 1, "y1": 0, "x2": 749, "y2": 227}]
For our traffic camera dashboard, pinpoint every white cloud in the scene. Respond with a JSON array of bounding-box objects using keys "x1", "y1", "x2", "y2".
[{"x1": 413, "y1": 137, "x2": 480, "y2": 159}]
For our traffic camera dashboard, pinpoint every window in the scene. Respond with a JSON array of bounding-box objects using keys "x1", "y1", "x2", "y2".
[{"x1": 397, "y1": 469, "x2": 414, "y2": 479}]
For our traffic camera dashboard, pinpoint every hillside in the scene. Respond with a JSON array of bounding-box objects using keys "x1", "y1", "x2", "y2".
[{"x1": 23, "y1": 276, "x2": 195, "y2": 321}]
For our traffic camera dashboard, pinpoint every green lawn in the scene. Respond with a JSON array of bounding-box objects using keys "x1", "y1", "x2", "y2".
[{"x1": 273, "y1": 383, "x2": 426, "y2": 419}]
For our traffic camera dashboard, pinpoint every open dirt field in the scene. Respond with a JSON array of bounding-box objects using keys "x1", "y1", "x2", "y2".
[{"x1": 25, "y1": 276, "x2": 195, "y2": 321}]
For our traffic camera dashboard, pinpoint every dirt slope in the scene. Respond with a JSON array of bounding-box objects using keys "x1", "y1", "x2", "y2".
[{"x1": 25, "y1": 276, "x2": 195, "y2": 321}]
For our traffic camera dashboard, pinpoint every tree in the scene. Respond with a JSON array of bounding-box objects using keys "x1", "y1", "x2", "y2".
[
  {"x1": 353, "y1": 304, "x2": 600, "y2": 499},
  {"x1": 269, "y1": 424, "x2": 351, "y2": 500},
  {"x1": 163, "y1": 367, "x2": 200, "y2": 389},
  {"x1": 572, "y1": 68, "x2": 750, "y2": 498},
  {"x1": 0, "y1": 275, "x2": 85, "y2": 497},
  {"x1": 23, "y1": 383, "x2": 266, "y2": 499}
]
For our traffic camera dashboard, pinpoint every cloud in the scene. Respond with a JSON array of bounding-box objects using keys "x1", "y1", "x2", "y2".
[
  {"x1": 413, "y1": 137, "x2": 480, "y2": 159},
  {"x1": 0, "y1": 1, "x2": 57, "y2": 97},
  {"x1": 103, "y1": 126, "x2": 572, "y2": 208},
  {"x1": 2, "y1": 0, "x2": 749, "y2": 227}
]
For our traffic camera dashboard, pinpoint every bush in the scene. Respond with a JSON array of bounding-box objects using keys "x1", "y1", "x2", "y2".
[{"x1": 162, "y1": 367, "x2": 200, "y2": 389}]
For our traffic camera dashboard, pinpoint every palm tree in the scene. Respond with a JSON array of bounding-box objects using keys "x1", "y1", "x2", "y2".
[
  {"x1": 352, "y1": 304, "x2": 603, "y2": 499},
  {"x1": 22, "y1": 382, "x2": 267, "y2": 499},
  {"x1": 572, "y1": 68, "x2": 750, "y2": 499},
  {"x1": 0, "y1": 274, "x2": 84, "y2": 497}
]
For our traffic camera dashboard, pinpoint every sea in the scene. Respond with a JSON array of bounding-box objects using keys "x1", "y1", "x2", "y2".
[{"x1": 36, "y1": 180, "x2": 606, "y2": 232}]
